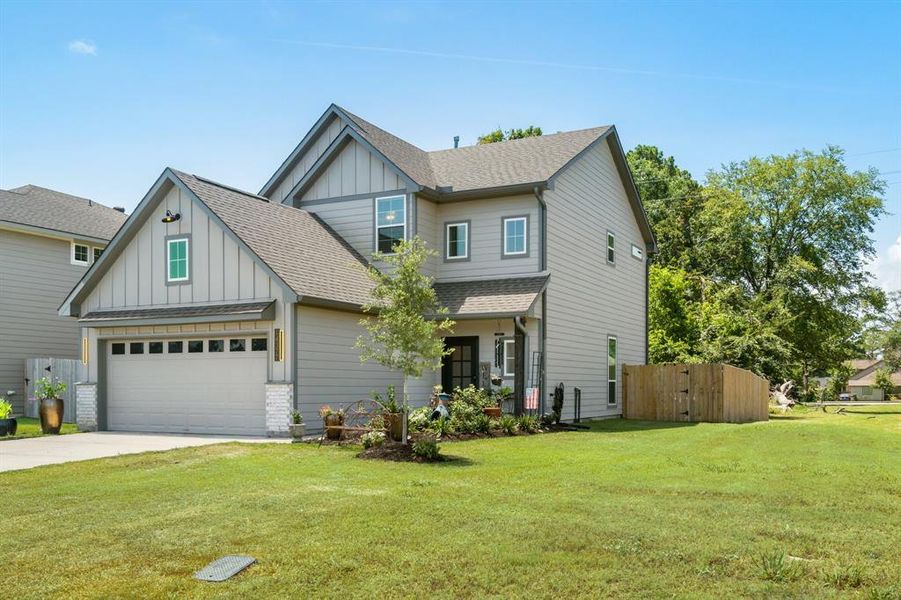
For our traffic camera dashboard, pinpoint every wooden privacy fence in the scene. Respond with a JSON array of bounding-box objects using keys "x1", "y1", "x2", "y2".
[
  {"x1": 623, "y1": 363, "x2": 769, "y2": 423},
  {"x1": 24, "y1": 358, "x2": 85, "y2": 423}
]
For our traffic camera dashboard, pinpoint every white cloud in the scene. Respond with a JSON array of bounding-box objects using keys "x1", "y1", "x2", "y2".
[
  {"x1": 68, "y1": 40, "x2": 97, "y2": 56},
  {"x1": 868, "y1": 235, "x2": 901, "y2": 293}
]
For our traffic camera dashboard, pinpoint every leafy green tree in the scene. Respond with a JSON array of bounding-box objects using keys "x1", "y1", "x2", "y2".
[
  {"x1": 872, "y1": 368, "x2": 895, "y2": 400},
  {"x1": 865, "y1": 291, "x2": 901, "y2": 370},
  {"x1": 477, "y1": 126, "x2": 542, "y2": 144},
  {"x1": 356, "y1": 236, "x2": 455, "y2": 440},
  {"x1": 825, "y1": 362, "x2": 855, "y2": 400}
]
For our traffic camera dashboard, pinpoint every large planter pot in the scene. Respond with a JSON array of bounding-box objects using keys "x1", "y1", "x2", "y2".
[
  {"x1": 288, "y1": 423, "x2": 306, "y2": 441},
  {"x1": 384, "y1": 412, "x2": 405, "y2": 442},
  {"x1": 0, "y1": 417, "x2": 17, "y2": 437},
  {"x1": 323, "y1": 414, "x2": 343, "y2": 440},
  {"x1": 483, "y1": 406, "x2": 502, "y2": 420},
  {"x1": 39, "y1": 397, "x2": 64, "y2": 434}
]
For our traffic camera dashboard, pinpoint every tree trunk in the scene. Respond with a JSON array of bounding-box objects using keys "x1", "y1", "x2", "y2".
[{"x1": 402, "y1": 375, "x2": 409, "y2": 445}]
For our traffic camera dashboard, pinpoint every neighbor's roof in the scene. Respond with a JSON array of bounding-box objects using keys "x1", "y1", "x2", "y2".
[
  {"x1": 341, "y1": 106, "x2": 611, "y2": 193},
  {"x1": 170, "y1": 170, "x2": 375, "y2": 307},
  {"x1": 0, "y1": 184, "x2": 127, "y2": 241},
  {"x1": 849, "y1": 368, "x2": 901, "y2": 387},
  {"x1": 434, "y1": 274, "x2": 549, "y2": 318},
  {"x1": 848, "y1": 359, "x2": 880, "y2": 373}
]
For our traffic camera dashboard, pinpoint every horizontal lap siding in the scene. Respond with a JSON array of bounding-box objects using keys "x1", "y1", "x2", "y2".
[
  {"x1": 0, "y1": 230, "x2": 85, "y2": 413},
  {"x1": 544, "y1": 139, "x2": 647, "y2": 420}
]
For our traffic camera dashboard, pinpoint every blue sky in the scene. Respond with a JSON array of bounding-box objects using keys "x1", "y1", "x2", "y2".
[{"x1": 1, "y1": 1, "x2": 899, "y2": 290}]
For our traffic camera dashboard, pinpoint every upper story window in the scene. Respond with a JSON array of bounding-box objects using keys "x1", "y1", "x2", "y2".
[
  {"x1": 502, "y1": 216, "x2": 528, "y2": 257},
  {"x1": 375, "y1": 195, "x2": 406, "y2": 254},
  {"x1": 607, "y1": 231, "x2": 616, "y2": 264},
  {"x1": 93, "y1": 247, "x2": 104, "y2": 262},
  {"x1": 445, "y1": 221, "x2": 469, "y2": 260},
  {"x1": 71, "y1": 243, "x2": 89, "y2": 266},
  {"x1": 607, "y1": 335, "x2": 617, "y2": 405},
  {"x1": 166, "y1": 237, "x2": 190, "y2": 283}
]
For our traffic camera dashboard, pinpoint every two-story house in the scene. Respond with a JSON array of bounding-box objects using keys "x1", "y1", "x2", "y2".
[
  {"x1": 60, "y1": 104, "x2": 655, "y2": 436},
  {"x1": 1, "y1": 185, "x2": 127, "y2": 415}
]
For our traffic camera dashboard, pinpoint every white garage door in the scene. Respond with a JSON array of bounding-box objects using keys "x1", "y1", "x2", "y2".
[{"x1": 106, "y1": 336, "x2": 269, "y2": 435}]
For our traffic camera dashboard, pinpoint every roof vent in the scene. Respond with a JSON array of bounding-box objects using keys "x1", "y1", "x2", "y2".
[
  {"x1": 113, "y1": 206, "x2": 125, "y2": 213},
  {"x1": 453, "y1": 135, "x2": 460, "y2": 149}
]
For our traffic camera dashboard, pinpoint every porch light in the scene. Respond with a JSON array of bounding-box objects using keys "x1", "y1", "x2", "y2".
[
  {"x1": 161, "y1": 210, "x2": 181, "y2": 223},
  {"x1": 274, "y1": 329, "x2": 284, "y2": 362},
  {"x1": 81, "y1": 338, "x2": 89, "y2": 365}
]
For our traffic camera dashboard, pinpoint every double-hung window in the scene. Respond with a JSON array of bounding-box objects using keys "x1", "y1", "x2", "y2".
[
  {"x1": 502, "y1": 216, "x2": 528, "y2": 257},
  {"x1": 445, "y1": 221, "x2": 469, "y2": 260},
  {"x1": 503, "y1": 339, "x2": 516, "y2": 377},
  {"x1": 167, "y1": 238, "x2": 190, "y2": 283},
  {"x1": 607, "y1": 231, "x2": 616, "y2": 264},
  {"x1": 607, "y1": 336, "x2": 617, "y2": 405},
  {"x1": 71, "y1": 243, "x2": 89, "y2": 266},
  {"x1": 375, "y1": 195, "x2": 406, "y2": 254}
]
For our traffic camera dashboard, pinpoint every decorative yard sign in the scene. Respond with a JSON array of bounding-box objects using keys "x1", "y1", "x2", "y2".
[{"x1": 479, "y1": 362, "x2": 492, "y2": 389}]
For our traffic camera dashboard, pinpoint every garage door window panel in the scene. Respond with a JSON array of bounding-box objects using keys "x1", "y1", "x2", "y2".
[
  {"x1": 168, "y1": 341, "x2": 183, "y2": 353},
  {"x1": 188, "y1": 341, "x2": 203, "y2": 353},
  {"x1": 230, "y1": 339, "x2": 246, "y2": 352},
  {"x1": 130, "y1": 342, "x2": 144, "y2": 355},
  {"x1": 208, "y1": 340, "x2": 224, "y2": 352},
  {"x1": 251, "y1": 338, "x2": 267, "y2": 351},
  {"x1": 112, "y1": 343, "x2": 125, "y2": 355},
  {"x1": 149, "y1": 342, "x2": 163, "y2": 354}
]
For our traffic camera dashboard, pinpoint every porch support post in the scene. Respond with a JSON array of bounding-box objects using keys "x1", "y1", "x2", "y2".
[{"x1": 513, "y1": 317, "x2": 526, "y2": 416}]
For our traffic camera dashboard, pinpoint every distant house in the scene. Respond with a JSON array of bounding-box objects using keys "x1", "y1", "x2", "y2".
[
  {"x1": 0, "y1": 185, "x2": 127, "y2": 414},
  {"x1": 845, "y1": 359, "x2": 900, "y2": 401}
]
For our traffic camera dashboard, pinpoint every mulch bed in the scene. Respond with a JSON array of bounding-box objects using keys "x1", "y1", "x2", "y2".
[{"x1": 356, "y1": 441, "x2": 446, "y2": 463}]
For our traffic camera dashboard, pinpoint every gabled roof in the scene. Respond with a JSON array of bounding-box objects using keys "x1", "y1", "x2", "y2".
[
  {"x1": 434, "y1": 274, "x2": 549, "y2": 318},
  {"x1": 262, "y1": 104, "x2": 655, "y2": 250},
  {"x1": 0, "y1": 184, "x2": 127, "y2": 241}
]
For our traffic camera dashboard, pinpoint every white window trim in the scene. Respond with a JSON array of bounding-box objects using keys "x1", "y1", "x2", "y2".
[
  {"x1": 503, "y1": 216, "x2": 528, "y2": 256},
  {"x1": 375, "y1": 195, "x2": 407, "y2": 255},
  {"x1": 631, "y1": 244, "x2": 643, "y2": 260},
  {"x1": 166, "y1": 238, "x2": 190, "y2": 282},
  {"x1": 607, "y1": 335, "x2": 617, "y2": 405},
  {"x1": 71, "y1": 242, "x2": 90, "y2": 266},
  {"x1": 445, "y1": 221, "x2": 469, "y2": 260},
  {"x1": 503, "y1": 339, "x2": 516, "y2": 377},
  {"x1": 607, "y1": 231, "x2": 616, "y2": 265}
]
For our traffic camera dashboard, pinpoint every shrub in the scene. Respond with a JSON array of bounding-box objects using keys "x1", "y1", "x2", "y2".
[
  {"x1": 412, "y1": 437, "x2": 441, "y2": 460},
  {"x1": 370, "y1": 384, "x2": 400, "y2": 413},
  {"x1": 407, "y1": 406, "x2": 431, "y2": 431},
  {"x1": 757, "y1": 551, "x2": 803, "y2": 582},
  {"x1": 0, "y1": 398, "x2": 12, "y2": 420},
  {"x1": 428, "y1": 416, "x2": 454, "y2": 437},
  {"x1": 451, "y1": 385, "x2": 493, "y2": 411},
  {"x1": 498, "y1": 414, "x2": 518, "y2": 435},
  {"x1": 518, "y1": 414, "x2": 539, "y2": 433},
  {"x1": 474, "y1": 414, "x2": 493, "y2": 434},
  {"x1": 361, "y1": 431, "x2": 386, "y2": 449}
]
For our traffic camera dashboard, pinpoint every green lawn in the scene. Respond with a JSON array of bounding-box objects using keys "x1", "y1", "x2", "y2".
[
  {"x1": 0, "y1": 417, "x2": 79, "y2": 441},
  {"x1": 1, "y1": 407, "x2": 899, "y2": 599}
]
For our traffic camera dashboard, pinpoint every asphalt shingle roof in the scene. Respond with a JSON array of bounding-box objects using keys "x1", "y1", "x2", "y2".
[
  {"x1": 339, "y1": 106, "x2": 610, "y2": 193},
  {"x1": 80, "y1": 301, "x2": 274, "y2": 323},
  {"x1": 0, "y1": 185, "x2": 127, "y2": 240},
  {"x1": 434, "y1": 275, "x2": 549, "y2": 317},
  {"x1": 170, "y1": 170, "x2": 375, "y2": 307}
]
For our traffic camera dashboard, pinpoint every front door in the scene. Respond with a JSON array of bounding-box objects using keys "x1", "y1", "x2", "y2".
[{"x1": 442, "y1": 336, "x2": 479, "y2": 393}]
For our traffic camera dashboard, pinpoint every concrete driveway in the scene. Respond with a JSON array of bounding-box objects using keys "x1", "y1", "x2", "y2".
[{"x1": 0, "y1": 431, "x2": 289, "y2": 473}]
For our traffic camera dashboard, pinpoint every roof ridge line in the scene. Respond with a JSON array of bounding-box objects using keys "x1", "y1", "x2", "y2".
[{"x1": 184, "y1": 172, "x2": 271, "y2": 202}]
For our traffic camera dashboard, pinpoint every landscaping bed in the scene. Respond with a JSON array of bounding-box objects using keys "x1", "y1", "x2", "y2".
[{"x1": 0, "y1": 417, "x2": 79, "y2": 441}]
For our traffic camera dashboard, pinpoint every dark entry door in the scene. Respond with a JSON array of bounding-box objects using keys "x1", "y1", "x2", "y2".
[{"x1": 442, "y1": 336, "x2": 479, "y2": 392}]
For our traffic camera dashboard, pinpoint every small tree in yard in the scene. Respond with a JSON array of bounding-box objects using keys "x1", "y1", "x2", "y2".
[
  {"x1": 873, "y1": 368, "x2": 895, "y2": 401},
  {"x1": 356, "y1": 236, "x2": 455, "y2": 442}
]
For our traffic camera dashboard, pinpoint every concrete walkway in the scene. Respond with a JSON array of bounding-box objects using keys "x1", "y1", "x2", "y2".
[{"x1": 0, "y1": 431, "x2": 289, "y2": 473}]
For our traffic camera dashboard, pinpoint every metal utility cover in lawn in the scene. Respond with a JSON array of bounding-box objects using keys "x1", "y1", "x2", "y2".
[{"x1": 194, "y1": 555, "x2": 256, "y2": 582}]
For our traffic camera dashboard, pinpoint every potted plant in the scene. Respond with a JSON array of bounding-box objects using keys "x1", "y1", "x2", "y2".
[
  {"x1": 319, "y1": 405, "x2": 345, "y2": 440},
  {"x1": 484, "y1": 386, "x2": 510, "y2": 419},
  {"x1": 289, "y1": 410, "x2": 305, "y2": 441},
  {"x1": 372, "y1": 385, "x2": 404, "y2": 442},
  {"x1": 35, "y1": 377, "x2": 66, "y2": 435},
  {"x1": 0, "y1": 397, "x2": 16, "y2": 436}
]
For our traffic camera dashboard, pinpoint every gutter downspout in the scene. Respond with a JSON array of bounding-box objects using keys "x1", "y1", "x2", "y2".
[
  {"x1": 534, "y1": 186, "x2": 547, "y2": 416},
  {"x1": 645, "y1": 251, "x2": 653, "y2": 365}
]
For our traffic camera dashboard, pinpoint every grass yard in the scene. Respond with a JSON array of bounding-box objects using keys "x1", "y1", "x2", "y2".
[
  {"x1": 2, "y1": 407, "x2": 899, "y2": 599},
  {"x1": 0, "y1": 417, "x2": 79, "y2": 441}
]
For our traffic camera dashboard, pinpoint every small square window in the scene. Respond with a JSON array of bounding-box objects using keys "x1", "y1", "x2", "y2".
[
  {"x1": 168, "y1": 341, "x2": 183, "y2": 353},
  {"x1": 93, "y1": 247, "x2": 103, "y2": 262},
  {"x1": 72, "y1": 243, "x2": 89, "y2": 265},
  {"x1": 188, "y1": 340, "x2": 203, "y2": 353},
  {"x1": 230, "y1": 339, "x2": 246, "y2": 352},
  {"x1": 251, "y1": 338, "x2": 268, "y2": 352},
  {"x1": 129, "y1": 342, "x2": 144, "y2": 355},
  {"x1": 111, "y1": 343, "x2": 125, "y2": 355},
  {"x1": 148, "y1": 342, "x2": 163, "y2": 354},
  {"x1": 208, "y1": 339, "x2": 224, "y2": 353}
]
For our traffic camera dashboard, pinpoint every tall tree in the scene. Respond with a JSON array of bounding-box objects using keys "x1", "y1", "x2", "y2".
[{"x1": 477, "y1": 126, "x2": 542, "y2": 144}]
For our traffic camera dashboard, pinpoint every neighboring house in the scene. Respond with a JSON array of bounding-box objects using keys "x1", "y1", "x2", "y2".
[
  {"x1": 1, "y1": 185, "x2": 127, "y2": 414},
  {"x1": 60, "y1": 104, "x2": 655, "y2": 436},
  {"x1": 845, "y1": 359, "x2": 900, "y2": 401}
]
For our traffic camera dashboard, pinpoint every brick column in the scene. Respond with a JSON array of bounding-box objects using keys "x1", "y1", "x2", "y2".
[
  {"x1": 75, "y1": 383, "x2": 98, "y2": 432},
  {"x1": 265, "y1": 383, "x2": 292, "y2": 437}
]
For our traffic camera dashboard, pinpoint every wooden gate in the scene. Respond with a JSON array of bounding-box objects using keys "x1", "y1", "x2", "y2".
[{"x1": 24, "y1": 358, "x2": 84, "y2": 423}]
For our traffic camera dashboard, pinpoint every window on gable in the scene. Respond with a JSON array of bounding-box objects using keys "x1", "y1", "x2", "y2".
[
  {"x1": 167, "y1": 238, "x2": 189, "y2": 282},
  {"x1": 72, "y1": 243, "x2": 89, "y2": 265},
  {"x1": 93, "y1": 247, "x2": 104, "y2": 262},
  {"x1": 503, "y1": 339, "x2": 516, "y2": 378},
  {"x1": 607, "y1": 336, "x2": 617, "y2": 405},
  {"x1": 607, "y1": 232, "x2": 616, "y2": 264},
  {"x1": 503, "y1": 217, "x2": 528, "y2": 256},
  {"x1": 375, "y1": 195, "x2": 406, "y2": 254},
  {"x1": 445, "y1": 222, "x2": 469, "y2": 260}
]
